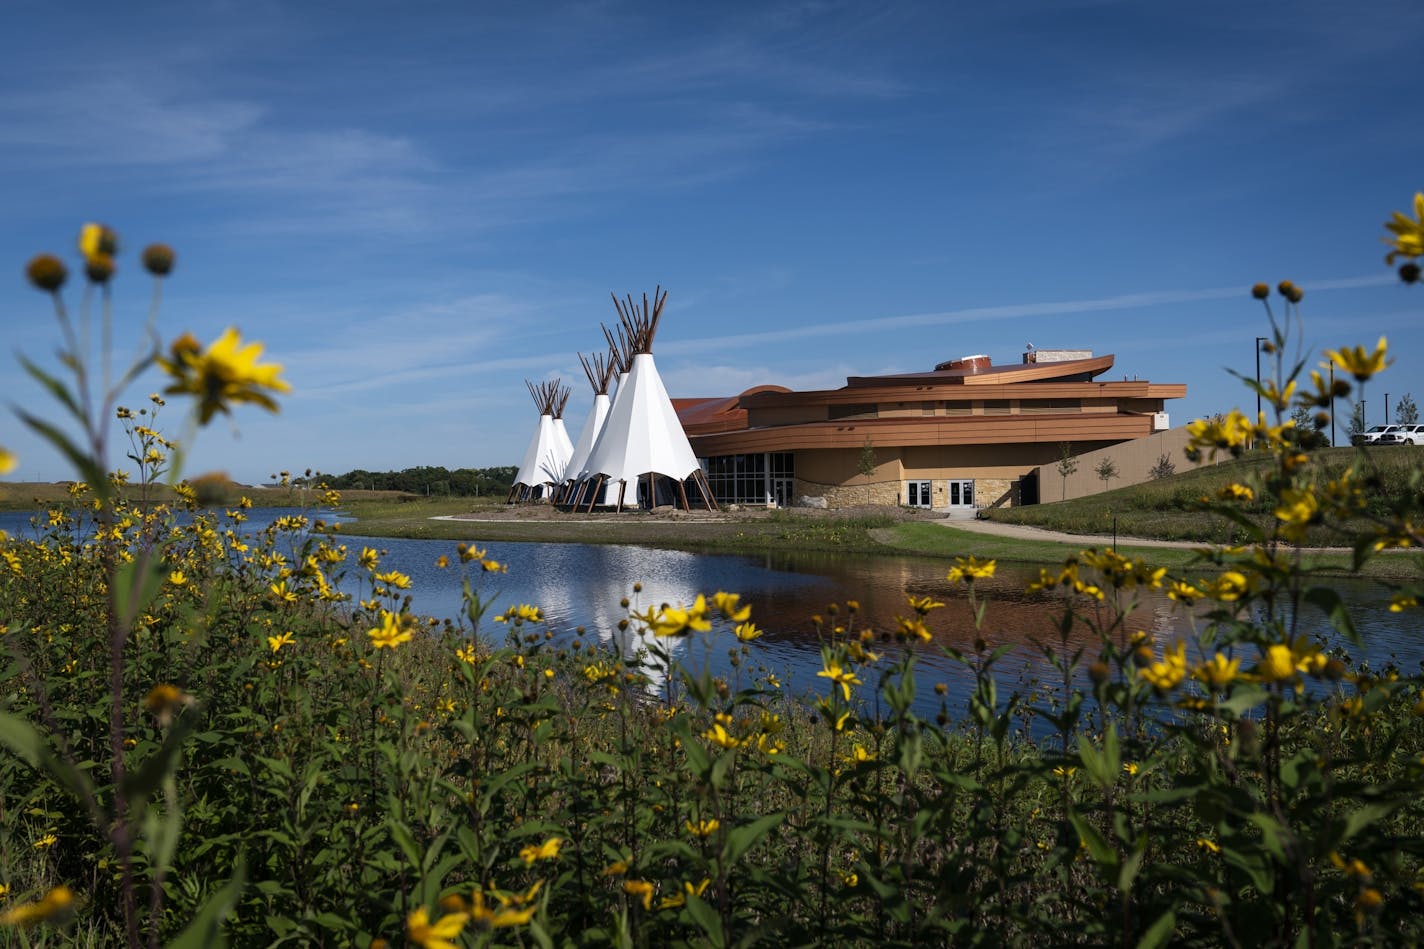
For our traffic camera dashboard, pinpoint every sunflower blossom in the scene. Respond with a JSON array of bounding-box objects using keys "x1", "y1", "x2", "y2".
[
  {"x1": 407, "y1": 906, "x2": 469, "y2": 949},
  {"x1": 818, "y1": 658, "x2": 862, "y2": 700},
  {"x1": 1325, "y1": 337, "x2": 1390, "y2": 383},
  {"x1": 368, "y1": 611, "x2": 413, "y2": 650},
  {"x1": 1384, "y1": 192, "x2": 1424, "y2": 264},
  {"x1": 159, "y1": 327, "x2": 291, "y2": 424},
  {"x1": 1140, "y1": 640, "x2": 1187, "y2": 692}
]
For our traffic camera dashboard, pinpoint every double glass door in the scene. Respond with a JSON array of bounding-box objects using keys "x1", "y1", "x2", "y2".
[
  {"x1": 948, "y1": 480, "x2": 974, "y2": 508},
  {"x1": 906, "y1": 481, "x2": 932, "y2": 508}
]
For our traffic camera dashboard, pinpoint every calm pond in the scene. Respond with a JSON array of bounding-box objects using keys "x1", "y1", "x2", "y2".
[{"x1": 4, "y1": 508, "x2": 1421, "y2": 722}]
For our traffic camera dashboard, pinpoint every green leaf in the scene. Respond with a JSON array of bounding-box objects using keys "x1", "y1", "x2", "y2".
[
  {"x1": 17, "y1": 410, "x2": 108, "y2": 495},
  {"x1": 19, "y1": 354, "x2": 88, "y2": 430},
  {"x1": 1342, "y1": 800, "x2": 1402, "y2": 842},
  {"x1": 0, "y1": 711, "x2": 98, "y2": 821},
  {"x1": 1303, "y1": 586, "x2": 1360, "y2": 645},
  {"x1": 1118, "y1": 833, "x2": 1146, "y2": 893},
  {"x1": 166, "y1": 856, "x2": 246, "y2": 949},
  {"x1": 113, "y1": 556, "x2": 170, "y2": 629},
  {"x1": 723, "y1": 813, "x2": 783, "y2": 866},
  {"x1": 388, "y1": 819, "x2": 421, "y2": 870},
  {"x1": 1068, "y1": 812, "x2": 1118, "y2": 872},
  {"x1": 684, "y1": 891, "x2": 725, "y2": 948},
  {"x1": 1135, "y1": 908, "x2": 1177, "y2": 949}
]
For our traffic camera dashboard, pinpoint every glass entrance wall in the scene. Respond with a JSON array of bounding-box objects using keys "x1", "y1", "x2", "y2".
[{"x1": 703, "y1": 453, "x2": 795, "y2": 505}]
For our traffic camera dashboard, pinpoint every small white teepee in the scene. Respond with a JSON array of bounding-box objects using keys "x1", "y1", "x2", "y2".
[
  {"x1": 574, "y1": 288, "x2": 717, "y2": 511},
  {"x1": 508, "y1": 379, "x2": 573, "y2": 503},
  {"x1": 560, "y1": 349, "x2": 616, "y2": 502}
]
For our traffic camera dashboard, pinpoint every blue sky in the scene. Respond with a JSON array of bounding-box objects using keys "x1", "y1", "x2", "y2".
[{"x1": 2, "y1": 0, "x2": 1421, "y2": 485}]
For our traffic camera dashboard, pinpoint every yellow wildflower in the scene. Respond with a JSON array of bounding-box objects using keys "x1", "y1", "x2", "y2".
[
  {"x1": 406, "y1": 906, "x2": 469, "y2": 949},
  {"x1": 896, "y1": 616, "x2": 932, "y2": 643},
  {"x1": 358, "y1": 546, "x2": 379, "y2": 570},
  {"x1": 1390, "y1": 593, "x2": 1418, "y2": 612},
  {"x1": 0, "y1": 885, "x2": 74, "y2": 927},
  {"x1": 519, "y1": 837, "x2": 562, "y2": 865},
  {"x1": 498, "y1": 603, "x2": 544, "y2": 624},
  {"x1": 906, "y1": 594, "x2": 944, "y2": 613},
  {"x1": 643, "y1": 595, "x2": 711, "y2": 637},
  {"x1": 1192, "y1": 653, "x2": 1241, "y2": 691},
  {"x1": 375, "y1": 570, "x2": 412, "y2": 590},
  {"x1": 685, "y1": 818, "x2": 720, "y2": 838},
  {"x1": 159, "y1": 327, "x2": 291, "y2": 424},
  {"x1": 456, "y1": 643, "x2": 478, "y2": 664},
  {"x1": 469, "y1": 884, "x2": 539, "y2": 928},
  {"x1": 266, "y1": 631, "x2": 295, "y2": 653},
  {"x1": 703, "y1": 723, "x2": 742, "y2": 749},
  {"x1": 1196, "y1": 837, "x2": 1221, "y2": 854},
  {"x1": 947, "y1": 555, "x2": 996, "y2": 583},
  {"x1": 32, "y1": 833, "x2": 58, "y2": 849},
  {"x1": 712, "y1": 591, "x2": 751, "y2": 622},
  {"x1": 660, "y1": 878, "x2": 710, "y2": 910},
  {"x1": 817, "y1": 658, "x2": 862, "y2": 700},
  {"x1": 1217, "y1": 483, "x2": 1254, "y2": 502},
  {"x1": 368, "y1": 611, "x2": 413, "y2": 650},
  {"x1": 734, "y1": 620, "x2": 763, "y2": 642},
  {"x1": 1383, "y1": 192, "x2": 1424, "y2": 263},
  {"x1": 1273, "y1": 488, "x2": 1319, "y2": 541},
  {"x1": 1186, "y1": 410, "x2": 1252, "y2": 459},
  {"x1": 1325, "y1": 337, "x2": 1390, "y2": 383},
  {"x1": 1255, "y1": 643, "x2": 1297, "y2": 683},
  {"x1": 624, "y1": 879, "x2": 654, "y2": 911},
  {"x1": 143, "y1": 683, "x2": 192, "y2": 726},
  {"x1": 1205, "y1": 570, "x2": 1251, "y2": 603},
  {"x1": 1140, "y1": 641, "x2": 1187, "y2": 692}
]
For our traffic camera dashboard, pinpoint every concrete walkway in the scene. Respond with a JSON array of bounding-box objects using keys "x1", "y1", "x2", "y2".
[{"x1": 936, "y1": 515, "x2": 1362, "y2": 554}]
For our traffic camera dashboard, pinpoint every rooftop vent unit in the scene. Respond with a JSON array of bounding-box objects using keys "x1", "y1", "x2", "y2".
[
  {"x1": 935, "y1": 354, "x2": 992, "y2": 372},
  {"x1": 1023, "y1": 348, "x2": 1092, "y2": 364}
]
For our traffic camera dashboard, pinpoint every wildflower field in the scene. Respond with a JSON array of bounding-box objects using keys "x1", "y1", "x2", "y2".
[{"x1": 3, "y1": 204, "x2": 1424, "y2": 946}]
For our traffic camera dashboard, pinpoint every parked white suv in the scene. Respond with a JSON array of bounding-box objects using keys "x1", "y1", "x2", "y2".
[
  {"x1": 1354, "y1": 424, "x2": 1405, "y2": 445},
  {"x1": 1393, "y1": 423, "x2": 1424, "y2": 445}
]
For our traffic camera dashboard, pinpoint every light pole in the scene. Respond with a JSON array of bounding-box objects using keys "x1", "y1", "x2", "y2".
[
  {"x1": 1386, "y1": 393, "x2": 1391, "y2": 425},
  {"x1": 1330, "y1": 365, "x2": 1336, "y2": 447}
]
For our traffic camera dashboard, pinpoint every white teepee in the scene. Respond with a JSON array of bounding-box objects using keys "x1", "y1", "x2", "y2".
[
  {"x1": 508, "y1": 379, "x2": 573, "y2": 503},
  {"x1": 560, "y1": 349, "x2": 616, "y2": 502},
  {"x1": 574, "y1": 288, "x2": 717, "y2": 511}
]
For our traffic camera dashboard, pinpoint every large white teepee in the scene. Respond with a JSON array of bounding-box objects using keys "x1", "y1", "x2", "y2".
[
  {"x1": 508, "y1": 379, "x2": 573, "y2": 503},
  {"x1": 574, "y1": 288, "x2": 716, "y2": 511}
]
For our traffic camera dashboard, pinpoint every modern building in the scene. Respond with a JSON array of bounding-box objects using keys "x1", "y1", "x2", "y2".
[{"x1": 674, "y1": 348, "x2": 1188, "y2": 512}]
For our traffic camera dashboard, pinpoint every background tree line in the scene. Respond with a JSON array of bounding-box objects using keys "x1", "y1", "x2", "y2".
[{"x1": 299, "y1": 465, "x2": 517, "y2": 496}]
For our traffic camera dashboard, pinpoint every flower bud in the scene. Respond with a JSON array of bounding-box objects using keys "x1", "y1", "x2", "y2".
[
  {"x1": 1401, "y1": 262, "x2": 1421, "y2": 284},
  {"x1": 142, "y1": 243, "x2": 176, "y2": 276},
  {"x1": 1251, "y1": 283, "x2": 1270, "y2": 300},
  {"x1": 85, "y1": 253, "x2": 115, "y2": 284},
  {"x1": 1089, "y1": 660, "x2": 1111, "y2": 685},
  {"x1": 25, "y1": 253, "x2": 67, "y2": 292}
]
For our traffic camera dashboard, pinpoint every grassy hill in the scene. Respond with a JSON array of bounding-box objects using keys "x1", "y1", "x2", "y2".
[{"x1": 982, "y1": 445, "x2": 1424, "y2": 545}]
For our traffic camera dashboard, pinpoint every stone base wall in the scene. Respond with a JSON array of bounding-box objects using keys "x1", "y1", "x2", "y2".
[
  {"x1": 974, "y1": 477, "x2": 1017, "y2": 510},
  {"x1": 795, "y1": 478, "x2": 901, "y2": 509}
]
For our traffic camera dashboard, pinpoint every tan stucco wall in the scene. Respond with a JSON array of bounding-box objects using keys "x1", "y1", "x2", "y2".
[
  {"x1": 1036, "y1": 427, "x2": 1206, "y2": 503},
  {"x1": 784, "y1": 429, "x2": 1201, "y2": 510}
]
